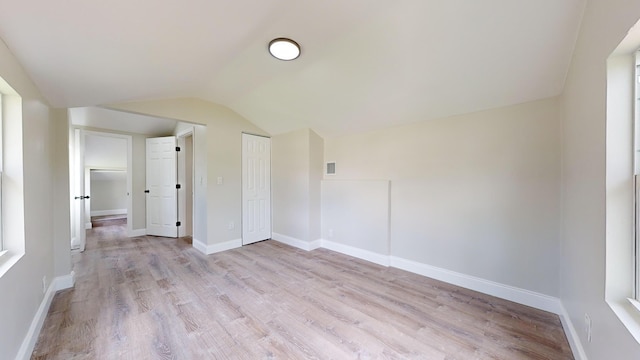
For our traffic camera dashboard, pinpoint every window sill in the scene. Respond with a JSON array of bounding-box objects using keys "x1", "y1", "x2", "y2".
[
  {"x1": 0, "y1": 250, "x2": 23, "y2": 279},
  {"x1": 608, "y1": 299, "x2": 640, "y2": 345}
]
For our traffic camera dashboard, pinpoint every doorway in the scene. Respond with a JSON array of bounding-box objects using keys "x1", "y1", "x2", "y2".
[
  {"x1": 177, "y1": 129, "x2": 195, "y2": 238},
  {"x1": 70, "y1": 129, "x2": 133, "y2": 251}
]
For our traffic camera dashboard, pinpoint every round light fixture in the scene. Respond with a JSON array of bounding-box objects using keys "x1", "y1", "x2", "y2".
[{"x1": 269, "y1": 38, "x2": 300, "y2": 61}]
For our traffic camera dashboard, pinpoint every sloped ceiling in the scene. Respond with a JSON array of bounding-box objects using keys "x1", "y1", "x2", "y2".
[{"x1": 0, "y1": 0, "x2": 585, "y2": 137}]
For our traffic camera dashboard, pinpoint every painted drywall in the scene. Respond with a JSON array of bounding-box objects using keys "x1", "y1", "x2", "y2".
[
  {"x1": 560, "y1": 0, "x2": 640, "y2": 358},
  {"x1": 90, "y1": 173, "x2": 127, "y2": 213},
  {"x1": 272, "y1": 129, "x2": 311, "y2": 241},
  {"x1": 271, "y1": 128, "x2": 323, "y2": 243},
  {"x1": 308, "y1": 130, "x2": 323, "y2": 242},
  {"x1": 0, "y1": 38, "x2": 60, "y2": 360},
  {"x1": 106, "y1": 98, "x2": 268, "y2": 247},
  {"x1": 52, "y1": 109, "x2": 71, "y2": 278},
  {"x1": 321, "y1": 180, "x2": 390, "y2": 255},
  {"x1": 324, "y1": 98, "x2": 561, "y2": 297}
]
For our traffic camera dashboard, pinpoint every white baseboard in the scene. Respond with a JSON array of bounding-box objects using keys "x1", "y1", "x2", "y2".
[
  {"x1": 16, "y1": 272, "x2": 75, "y2": 360},
  {"x1": 557, "y1": 304, "x2": 588, "y2": 360},
  {"x1": 84, "y1": 222, "x2": 92, "y2": 230},
  {"x1": 90, "y1": 209, "x2": 127, "y2": 217},
  {"x1": 308, "y1": 239, "x2": 564, "y2": 315},
  {"x1": 128, "y1": 228, "x2": 146, "y2": 237},
  {"x1": 321, "y1": 239, "x2": 390, "y2": 267},
  {"x1": 389, "y1": 256, "x2": 561, "y2": 314},
  {"x1": 271, "y1": 233, "x2": 321, "y2": 251},
  {"x1": 54, "y1": 271, "x2": 76, "y2": 291},
  {"x1": 193, "y1": 238, "x2": 242, "y2": 255}
]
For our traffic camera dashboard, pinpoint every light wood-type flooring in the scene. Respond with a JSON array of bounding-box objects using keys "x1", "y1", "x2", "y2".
[
  {"x1": 32, "y1": 225, "x2": 574, "y2": 359},
  {"x1": 91, "y1": 214, "x2": 127, "y2": 228}
]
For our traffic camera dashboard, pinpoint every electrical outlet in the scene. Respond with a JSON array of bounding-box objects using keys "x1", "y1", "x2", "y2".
[
  {"x1": 584, "y1": 313, "x2": 592, "y2": 343},
  {"x1": 42, "y1": 276, "x2": 47, "y2": 294},
  {"x1": 328, "y1": 229, "x2": 334, "y2": 239},
  {"x1": 217, "y1": 176, "x2": 223, "y2": 185},
  {"x1": 228, "y1": 221, "x2": 235, "y2": 230}
]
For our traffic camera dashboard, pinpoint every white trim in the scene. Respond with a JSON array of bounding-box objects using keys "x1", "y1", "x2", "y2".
[
  {"x1": 55, "y1": 271, "x2": 76, "y2": 291},
  {"x1": 15, "y1": 272, "x2": 75, "y2": 360},
  {"x1": 128, "y1": 228, "x2": 146, "y2": 237},
  {"x1": 193, "y1": 238, "x2": 242, "y2": 255},
  {"x1": 192, "y1": 238, "x2": 207, "y2": 254},
  {"x1": 557, "y1": 304, "x2": 588, "y2": 360},
  {"x1": 85, "y1": 222, "x2": 92, "y2": 230},
  {"x1": 176, "y1": 126, "x2": 194, "y2": 138},
  {"x1": 389, "y1": 256, "x2": 561, "y2": 313},
  {"x1": 321, "y1": 239, "x2": 390, "y2": 267},
  {"x1": 90, "y1": 209, "x2": 127, "y2": 217},
  {"x1": 271, "y1": 233, "x2": 321, "y2": 251}
]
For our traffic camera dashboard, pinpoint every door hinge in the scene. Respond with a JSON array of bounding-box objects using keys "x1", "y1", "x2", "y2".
[
  {"x1": 176, "y1": 184, "x2": 181, "y2": 189},
  {"x1": 176, "y1": 146, "x2": 181, "y2": 152},
  {"x1": 176, "y1": 221, "x2": 181, "y2": 227},
  {"x1": 144, "y1": 190, "x2": 150, "y2": 193}
]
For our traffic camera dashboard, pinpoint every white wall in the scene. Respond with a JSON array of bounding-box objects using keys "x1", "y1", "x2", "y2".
[
  {"x1": 560, "y1": 0, "x2": 640, "y2": 358},
  {"x1": 106, "y1": 99, "x2": 268, "y2": 249},
  {"x1": 324, "y1": 98, "x2": 561, "y2": 296},
  {"x1": 0, "y1": 38, "x2": 69, "y2": 360}
]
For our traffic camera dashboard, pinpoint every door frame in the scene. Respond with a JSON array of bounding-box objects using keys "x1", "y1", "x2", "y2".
[{"x1": 177, "y1": 127, "x2": 195, "y2": 238}]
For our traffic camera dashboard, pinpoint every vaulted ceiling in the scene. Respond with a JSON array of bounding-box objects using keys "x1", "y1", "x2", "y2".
[{"x1": 0, "y1": 0, "x2": 585, "y2": 137}]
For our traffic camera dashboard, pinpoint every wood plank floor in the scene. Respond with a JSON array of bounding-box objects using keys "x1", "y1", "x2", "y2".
[{"x1": 32, "y1": 225, "x2": 574, "y2": 359}]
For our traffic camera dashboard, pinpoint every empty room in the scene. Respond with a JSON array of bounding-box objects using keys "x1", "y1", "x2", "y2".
[{"x1": 0, "y1": 1, "x2": 639, "y2": 359}]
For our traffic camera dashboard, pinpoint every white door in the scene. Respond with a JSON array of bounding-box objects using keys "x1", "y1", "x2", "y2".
[
  {"x1": 146, "y1": 136, "x2": 178, "y2": 237},
  {"x1": 71, "y1": 129, "x2": 87, "y2": 251},
  {"x1": 242, "y1": 134, "x2": 271, "y2": 245}
]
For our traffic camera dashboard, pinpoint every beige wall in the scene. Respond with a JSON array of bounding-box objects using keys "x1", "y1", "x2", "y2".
[
  {"x1": 90, "y1": 176, "x2": 127, "y2": 212},
  {"x1": 560, "y1": 0, "x2": 640, "y2": 358},
  {"x1": 272, "y1": 128, "x2": 323, "y2": 243},
  {"x1": 52, "y1": 109, "x2": 71, "y2": 278},
  {"x1": 308, "y1": 130, "x2": 323, "y2": 242},
  {"x1": 272, "y1": 129, "x2": 310, "y2": 241},
  {"x1": 106, "y1": 98, "x2": 268, "y2": 246},
  {"x1": 0, "y1": 39, "x2": 67, "y2": 360},
  {"x1": 324, "y1": 98, "x2": 561, "y2": 296}
]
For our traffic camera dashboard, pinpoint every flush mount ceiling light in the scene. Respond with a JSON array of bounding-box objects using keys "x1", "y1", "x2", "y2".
[{"x1": 268, "y1": 38, "x2": 300, "y2": 61}]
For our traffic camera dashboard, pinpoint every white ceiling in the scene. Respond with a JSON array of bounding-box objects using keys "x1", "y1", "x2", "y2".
[{"x1": 0, "y1": 0, "x2": 585, "y2": 138}]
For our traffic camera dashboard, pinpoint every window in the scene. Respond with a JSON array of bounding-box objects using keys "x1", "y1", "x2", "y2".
[
  {"x1": 604, "y1": 39, "x2": 640, "y2": 343},
  {"x1": 0, "y1": 75, "x2": 25, "y2": 277}
]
